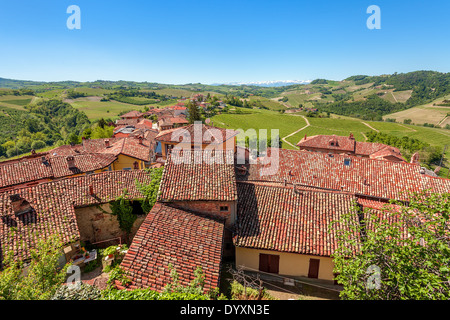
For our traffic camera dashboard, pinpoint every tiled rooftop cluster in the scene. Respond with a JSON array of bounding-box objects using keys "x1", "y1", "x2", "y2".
[
  {"x1": 155, "y1": 123, "x2": 238, "y2": 145},
  {"x1": 234, "y1": 182, "x2": 360, "y2": 257},
  {"x1": 119, "y1": 203, "x2": 224, "y2": 291},
  {"x1": 0, "y1": 170, "x2": 151, "y2": 262},
  {"x1": 240, "y1": 148, "x2": 450, "y2": 201}
]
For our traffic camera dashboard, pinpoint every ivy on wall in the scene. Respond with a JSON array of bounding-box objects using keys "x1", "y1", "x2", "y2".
[{"x1": 109, "y1": 189, "x2": 136, "y2": 234}]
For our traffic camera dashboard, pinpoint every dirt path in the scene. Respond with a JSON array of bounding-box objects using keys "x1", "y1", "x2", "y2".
[
  {"x1": 282, "y1": 115, "x2": 310, "y2": 149},
  {"x1": 361, "y1": 121, "x2": 379, "y2": 132},
  {"x1": 360, "y1": 132, "x2": 368, "y2": 141}
]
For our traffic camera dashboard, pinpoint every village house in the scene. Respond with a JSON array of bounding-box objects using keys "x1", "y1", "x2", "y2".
[
  {"x1": 119, "y1": 150, "x2": 236, "y2": 291},
  {"x1": 153, "y1": 123, "x2": 239, "y2": 162},
  {"x1": 0, "y1": 153, "x2": 117, "y2": 192},
  {"x1": 119, "y1": 146, "x2": 449, "y2": 289},
  {"x1": 296, "y1": 133, "x2": 405, "y2": 162},
  {"x1": 119, "y1": 110, "x2": 145, "y2": 121},
  {"x1": 0, "y1": 170, "x2": 152, "y2": 266},
  {"x1": 157, "y1": 116, "x2": 189, "y2": 131}
]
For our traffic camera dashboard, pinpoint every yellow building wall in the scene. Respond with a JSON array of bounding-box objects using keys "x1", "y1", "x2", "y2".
[
  {"x1": 112, "y1": 154, "x2": 146, "y2": 171},
  {"x1": 235, "y1": 247, "x2": 336, "y2": 281}
]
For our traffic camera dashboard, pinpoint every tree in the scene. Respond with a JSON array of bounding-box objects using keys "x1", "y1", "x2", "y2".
[
  {"x1": 332, "y1": 191, "x2": 450, "y2": 299},
  {"x1": 0, "y1": 235, "x2": 70, "y2": 300},
  {"x1": 186, "y1": 100, "x2": 202, "y2": 124}
]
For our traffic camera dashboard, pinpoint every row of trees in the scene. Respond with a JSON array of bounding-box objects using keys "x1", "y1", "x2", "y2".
[{"x1": 365, "y1": 131, "x2": 443, "y2": 166}]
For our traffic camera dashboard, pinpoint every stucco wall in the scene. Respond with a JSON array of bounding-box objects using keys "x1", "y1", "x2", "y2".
[
  {"x1": 113, "y1": 154, "x2": 145, "y2": 171},
  {"x1": 74, "y1": 204, "x2": 146, "y2": 245},
  {"x1": 235, "y1": 247, "x2": 336, "y2": 281}
]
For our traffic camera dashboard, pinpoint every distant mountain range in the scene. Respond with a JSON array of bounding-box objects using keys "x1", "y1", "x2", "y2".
[{"x1": 212, "y1": 80, "x2": 312, "y2": 87}]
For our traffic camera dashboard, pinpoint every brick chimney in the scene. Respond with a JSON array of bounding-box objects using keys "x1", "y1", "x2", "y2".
[
  {"x1": 9, "y1": 194, "x2": 32, "y2": 216},
  {"x1": 410, "y1": 152, "x2": 420, "y2": 165},
  {"x1": 349, "y1": 133, "x2": 355, "y2": 140},
  {"x1": 66, "y1": 156, "x2": 76, "y2": 169},
  {"x1": 105, "y1": 139, "x2": 110, "y2": 148}
]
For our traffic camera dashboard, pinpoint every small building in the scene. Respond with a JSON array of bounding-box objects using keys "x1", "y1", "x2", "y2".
[
  {"x1": 296, "y1": 133, "x2": 405, "y2": 162},
  {"x1": 154, "y1": 124, "x2": 239, "y2": 161}
]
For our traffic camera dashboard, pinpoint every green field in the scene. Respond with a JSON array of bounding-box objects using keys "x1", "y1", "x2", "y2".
[
  {"x1": 70, "y1": 100, "x2": 139, "y2": 120},
  {"x1": 0, "y1": 95, "x2": 34, "y2": 110},
  {"x1": 211, "y1": 108, "x2": 450, "y2": 176}
]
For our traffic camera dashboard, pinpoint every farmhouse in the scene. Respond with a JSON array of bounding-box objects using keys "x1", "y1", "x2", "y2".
[{"x1": 297, "y1": 133, "x2": 405, "y2": 162}]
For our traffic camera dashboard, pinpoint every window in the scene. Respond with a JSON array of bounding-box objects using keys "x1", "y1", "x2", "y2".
[
  {"x1": 220, "y1": 206, "x2": 229, "y2": 212},
  {"x1": 123, "y1": 168, "x2": 131, "y2": 171},
  {"x1": 308, "y1": 259, "x2": 320, "y2": 278},
  {"x1": 344, "y1": 158, "x2": 351, "y2": 166},
  {"x1": 259, "y1": 253, "x2": 280, "y2": 274}
]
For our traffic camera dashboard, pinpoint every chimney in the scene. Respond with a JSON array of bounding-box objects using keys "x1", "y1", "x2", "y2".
[
  {"x1": 349, "y1": 133, "x2": 355, "y2": 140},
  {"x1": 66, "y1": 156, "x2": 76, "y2": 169},
  {"x1": 138, "y1": 136, "x2": 144, "y2": 145},
  {"x1": 9, "y1": 194, "x2": 32, "y2": 216},
  {"x1": 41, "y1": 156, "x2": 50, "y2": 166},
  {"x1": 105, "y1": 139, "x2": 110, "y2": 148},
  {"x1": 31, "y1": 149, "x2": 36, "y2": 155},
  {"x1": 410, "y1": 152, "x2": 420, "y2": 165}
]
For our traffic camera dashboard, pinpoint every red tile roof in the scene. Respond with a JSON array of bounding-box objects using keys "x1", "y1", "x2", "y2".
[
  {"x1": 99, "y1": 136, "x2": 152, "y2": 162},
  {"x1": 120, "y1": 202, "x2": 224, "y2": 292},
  {"x1": 115, "y1": 119, "x2": 140, "y2": 126},
  {"x1": 158, "y1": 150, "x2": 237, "y2": 202},
  {"x1": 120, "y1": 110, "x2": 145, "y2": 118},
  {"x1": 50, "y1": 153, "x2": 116, "y2": 178},
  {"x1": 158, "y1": 116, "x2": 189, "y2": 127},
  {"x1": 241, "y1": 148, "x2": 450, "y2": 202},
  {"x1": 155, "y1": 124, "x2": 238, "y2": 144},
  {"x1": 297, "y1": 134, "x2": 404, "y2": 160},
  {"x1": 234, "y1": 182, "x2": 360, "y2": 257},
  {"x1": 0, "y1": 170, "x2": 152, "y2": 262},
  {"x1": 0, "y1": 153, "x2": 117, "y2": 190}
]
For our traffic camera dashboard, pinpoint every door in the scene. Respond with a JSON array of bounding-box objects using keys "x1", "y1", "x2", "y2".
[
  {"x1": 308, "y1": 259, "x2": 320, "y2": 278},
  {"x1": 259, "y1": 253, "x2": 280, "y2": 274}
]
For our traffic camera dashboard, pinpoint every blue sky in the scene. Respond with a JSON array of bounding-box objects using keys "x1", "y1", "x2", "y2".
[{"x1": 0, "y1": 0, "x2": 449, "y2": 84}]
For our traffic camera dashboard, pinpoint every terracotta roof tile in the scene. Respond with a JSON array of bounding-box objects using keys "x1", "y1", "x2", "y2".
[
  {"x1": 158, "y1": 150, "x2": 237, "y2": 202},
  {"x1": 155, "y1": 124, "x2": 238, "y2": 144},
  {"x1": 120, "y1": 202, "x2": 224, "y2": 292},
  {"x1": 241, "y1": 148, "x2": 450, "y2": 201},
  {"x1": 0, "y1": 170, "x2": 151, "y2": 262},
  {"x1": 0, "y1": 153, "x2": 117, "y2": 190},
  {"x1": 234, "y1": 182, "x2": 360, "y2": 257}
]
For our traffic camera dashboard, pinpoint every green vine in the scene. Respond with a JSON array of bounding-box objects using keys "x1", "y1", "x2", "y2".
[{"x1": 109, "y1": 189, "x2": 137, "y2": 234}]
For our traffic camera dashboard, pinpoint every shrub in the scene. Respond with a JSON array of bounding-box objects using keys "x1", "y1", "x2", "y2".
[{"x1": 52, "y1": 282, "x2": 101, "y2": 300}]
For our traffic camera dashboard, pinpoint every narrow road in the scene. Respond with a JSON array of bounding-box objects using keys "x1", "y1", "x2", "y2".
[
  {"x1": 362, "y1": 121, "x2": 379, "y2": 132},
  {"x1": 282, "y1": 115, "x2": 310, "y2": 149}
]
